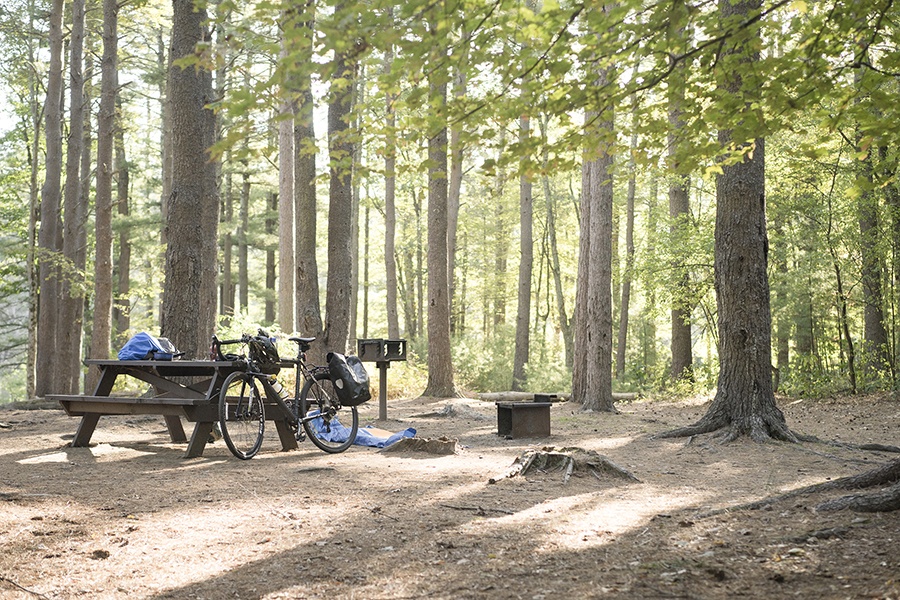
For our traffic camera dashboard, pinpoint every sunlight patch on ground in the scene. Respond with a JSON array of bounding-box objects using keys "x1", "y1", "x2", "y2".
[
  {"x1": 586, "y1": 436, "x2": 637, "y2": 450},
  {"x1": 18, "y1": 451, "x2": 71, "y2": 464},
  {"x1": 458, "y1": 485, "x2": 713, "y2": 553}
]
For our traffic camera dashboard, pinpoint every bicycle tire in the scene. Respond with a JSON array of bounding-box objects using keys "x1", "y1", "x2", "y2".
[
  {"x1": 299, "y1": 370, "x2": 359, "y2": 453},
  {"x1": 219, "y1": 371, "x2": 265, "y2": 459}
]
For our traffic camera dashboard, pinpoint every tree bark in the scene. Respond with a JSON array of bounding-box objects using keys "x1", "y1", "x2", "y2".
[
  {"x1": 573, "y1": 54, "x2": 616, "y2": 413},
  {"x1": 512, "y1": 114, "x2": 533, "y2": 391},
  {"x1": 383, "y1": 26, "x2": 400, "y2": 340},
  {"x1": 667, "y1": 0, "x2": 693, "y2": 383},
  {"x1": 86, "y1": 0, "x2": 118, "y2": 390},
  {"x1": 616, "y1": 126, "x2": 637, "y2": 380},
  {"x1": 162, "y1": 0, "x2": 219, "y2": 359},
  {"x1": 114, "y1": 95, "x2": 131, "y2": 343},
  {"x1": 539, "y1": 115, "x2": 572, "y2": 368},
  {"x1": 294, "y1": 3, "x2": 322, "y2": 340},
  {"x1": 855, "y1": 64, "x2": 890, "y2": 375},
  {"x1": 59, "y1": 0, "x2": 87, "y2": 395},
  {"x1": 323, "y1": 46, "x2": 356, "y2": 355},
  {"x1": 35, "y1": 0, "x2": 64, "y2": 398},
  {"x1": 422, "y1": 26, "x2": 456, "y2": 398},
  {"x1": 448, "y1": 55, "x2": 467, "y2": 336},
  {"x1": 278, "y1": 24, "x2": 295, "y2": 333},
  {"x1": 660, "y1": 0, "x2": 793, "y2": 442},
  {"x1": 266, "y1": 192, "x2": 277, "y2": 324}
]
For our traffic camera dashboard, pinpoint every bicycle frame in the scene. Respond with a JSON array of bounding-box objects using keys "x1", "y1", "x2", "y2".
[{"x1": 213, "y1": 331, "x2": 360, "y2": 458}]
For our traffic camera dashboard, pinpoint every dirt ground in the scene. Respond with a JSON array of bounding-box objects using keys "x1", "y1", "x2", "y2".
[{"x1": 1, "y1": 391, "x2": 899, "y2": 600}]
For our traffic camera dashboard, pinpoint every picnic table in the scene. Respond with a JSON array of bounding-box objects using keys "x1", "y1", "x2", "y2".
[{"x1": 48, "y1": 359, "x2": 298, "y2": 458}]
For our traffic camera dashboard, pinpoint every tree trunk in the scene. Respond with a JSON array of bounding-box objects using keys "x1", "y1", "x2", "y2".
[
  {"x1": 492, "y1": 128, "x2": 508, "y2": 332},
  {"x1": 583, "y1": 135, "x2": 615, "y2": 412},
  {"x1": 221, "y1": 151, "x2": 234, "y2": 321},
  {"x1": 278, "y1": 27, "x2": 295, "y2": 333},
  {"x1": 162, "y1": 0, "x2": 219, "y2": 359},
  {"x1": 856, "y1": 64, "x2": 889, "y2": 375},
  {"x1": 239, "y1": 158, "x2": 250, "y2": 313},
  {"x1": 667, "y1": 0, "x2": 693, "y2": 383},
  {"x1": 294, "y1": 5, "x2": 321, "y2": 340},
  {"x1": 422, "y1": 24, "x2": 456, "y2": 398},
  {"x1": 540, "y1": 115, "x2": 572, "y2": 368},
  {"x1": 349, "y1": 65, "x2": 364, "y2": 346},
  {"x1": 114, "y1": 96, "x2": 131, "y2": 344},
  {"x1": 323, "y1": 46, "x2": 356, "y2": 355},
  {"x1": 448, "y1": 58, "x2": 467, "y2": 336},
  {"x1": 660, "y1": 0, "x2": 794, "y2": 442},
  {"x1": 266, "y1": 192, "x2": 277, "y2": 324},
  {"x1": 86, "y1": 0, "x2": 118, "y2": 390},
  {"x1": 616, "y1": 126, "x2": 637, "y2": 380},
  {"x1": 35, "y1": 0, "x2": 64, "y2": 398},
  {"x1": 512, "y1": 114, "x2": 533, "y2": 391},
  {"x1": 383, "y1": 30, "x2": 400, "y2": 339},
  {"x1": 59, "y1": 0, "x2": 86, "y2": 395},
  {"x1": 573, "y1": 53, "x2": 616, "y2": 413}
]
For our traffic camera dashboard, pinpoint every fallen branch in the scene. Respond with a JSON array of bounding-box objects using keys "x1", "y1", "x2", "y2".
[
  {"x1": 0, "y1": 575, "x2": 51, "y2": 599},
  {"x1": 439, "y1": 503, "x2": 514, "y2": 515}
]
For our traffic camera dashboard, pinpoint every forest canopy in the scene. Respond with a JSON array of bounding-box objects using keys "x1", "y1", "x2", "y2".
[{"x1": 1, "y1": 0, "x2": 899, "y2": 402}]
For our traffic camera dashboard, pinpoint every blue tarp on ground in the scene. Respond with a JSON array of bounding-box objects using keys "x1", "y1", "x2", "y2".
[
  {"x1": 309, "y1": 414, "x2": 416, "y2": 448},
  {"x1": 354, "y1": 425, "x2": 417, "y2": 448}
]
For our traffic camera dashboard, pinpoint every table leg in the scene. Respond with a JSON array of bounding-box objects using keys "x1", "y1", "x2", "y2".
[
  {"x1": 274, "y1": 419, "x2": 299, "y2": 452},
  {"x1": 163, "y1": 415, "x2": 187, "y2": 443},
  {"x1": 72, "y1": 414, "x2": 101, "y2": 447},
  {"x1": 185, "y1": 422, "x2": 213, "y2": 458}
]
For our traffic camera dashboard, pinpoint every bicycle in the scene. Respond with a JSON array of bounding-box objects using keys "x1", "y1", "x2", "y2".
[{"x1": 210, "y1": 331, "x2": 360, "y2": 460}]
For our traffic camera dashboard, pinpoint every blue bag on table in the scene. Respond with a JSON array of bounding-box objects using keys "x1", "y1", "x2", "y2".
[{"x1": 118, "y1": 332, "x2": 182, "y2": 360}]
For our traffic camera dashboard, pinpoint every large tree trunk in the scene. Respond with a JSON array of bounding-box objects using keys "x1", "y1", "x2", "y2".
[
  {"x1": 660, "y1": 0, "x2": 794, "y2": 442},
  {"x1": 294, "y1": 1, "x2": 322, "y2": 343},
  {"x1": 572, "y1": 55, "x2": 616, "y2": 413},
  {"x1": 162, "y1": 0, "x2": 219, "y2": 359},
  {"x1": 512, "y1": 114, "x2": 533, "y2": 391},
  {"x1": 422, "y1": 28, "x2": 456, "y2": 399},
  {"x1": 86, "y1": 0, "x2": 118, "y2": 390},
  {"x1": 278, "y1": 26, "x2": 295, "y2": 333},
  {"x1": 323, "y1": 47, "x2": 356, "y2": 355},
  {"x1": 35, "y1": 0, "x2": 64, "y2": 398},
  {"x1": 59, "y1": 0, "x2": 86, "y2": 396}
]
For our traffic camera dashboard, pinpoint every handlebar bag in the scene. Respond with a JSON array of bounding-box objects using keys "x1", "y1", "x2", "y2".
[{"x1": 327, "y1": 352, "x2": 372, "y2": 406}]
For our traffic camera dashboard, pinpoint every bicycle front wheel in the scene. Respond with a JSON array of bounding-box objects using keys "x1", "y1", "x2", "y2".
[
  {"x1": 219, "y1": 371, "x2": 265, "y2": 459},
  {"x1": 299, "y1": 371, "x2": 359, "y2": 453}
]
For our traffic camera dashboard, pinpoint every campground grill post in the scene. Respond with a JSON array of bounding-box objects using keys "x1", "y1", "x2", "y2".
[{"x1": 357, "y1": 339, "x2": 407, "y2": 420}]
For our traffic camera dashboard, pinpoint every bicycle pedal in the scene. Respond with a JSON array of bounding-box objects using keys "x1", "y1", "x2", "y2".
[{"x1": 295, "y1": 430, "x2": 306, "y2": 442}]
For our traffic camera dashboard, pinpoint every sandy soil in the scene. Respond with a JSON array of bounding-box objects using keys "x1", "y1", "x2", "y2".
[{"x1": 1, "y1": 392, "x2": 899, "y2": 599}]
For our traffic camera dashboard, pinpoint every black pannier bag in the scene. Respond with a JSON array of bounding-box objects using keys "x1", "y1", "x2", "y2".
[
  {"x1": 248, "y1": 334, "x2": 280, "y2": 365},
  {"x1": 327, "y1": 352, "x2": 372, "y2": 406}
]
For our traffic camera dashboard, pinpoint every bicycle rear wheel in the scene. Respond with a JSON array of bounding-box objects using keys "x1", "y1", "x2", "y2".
[
  {"x1": 299, "y1": 371, "x2": 359, "y2": 453},
  {"x1": 219, "y1": 371, "x2": 265, "y2": 459}
]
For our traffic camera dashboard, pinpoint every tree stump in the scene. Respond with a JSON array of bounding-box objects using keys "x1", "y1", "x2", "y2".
[{"x1": 489, "y1": 447, "x2": 641, "y2": 484}]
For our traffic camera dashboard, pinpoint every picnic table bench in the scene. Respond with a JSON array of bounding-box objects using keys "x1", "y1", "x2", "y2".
[{"x1": 48, "y1": 359, "x2": 298, "y2": 458}]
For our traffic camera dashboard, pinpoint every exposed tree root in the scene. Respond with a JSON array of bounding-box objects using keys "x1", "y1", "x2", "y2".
[
  {"x1": 655, "y1": 411, "x2": 800, "y2": 444},
  {"x1": 816, "y1": 480, "x2": 900, "y2": 512},
  {"x1": 700, "y1": 458, "x2": 900, "y2": 515}
]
